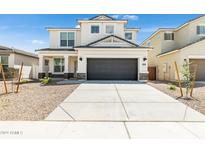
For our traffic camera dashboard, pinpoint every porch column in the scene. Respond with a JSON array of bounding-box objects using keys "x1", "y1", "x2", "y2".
[
  {"x1": 38, "y1": 55, "x2": 45, "y2": 78},
  {"x1": 48, "y1": 58, "x2": 53, "y2": 77},
  {"x1": 139, "y1": 56, "x2": 148, "y2": 81},
  {"x1": 64, "y1": 55, "x2": 69, "y2": 79}
]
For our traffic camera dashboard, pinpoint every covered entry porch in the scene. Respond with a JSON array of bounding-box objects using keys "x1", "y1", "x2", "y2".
[{"x1": 38, "y1": 53, "x2": 78, "y2": 79}]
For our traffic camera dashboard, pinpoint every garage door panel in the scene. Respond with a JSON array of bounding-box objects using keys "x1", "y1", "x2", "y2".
[
  {"x1": 87, "y1": 58, "x2": 138, "y2": 80},
  {"x1": 190, "y1": 59, "x2": 205, "y2": 81}
]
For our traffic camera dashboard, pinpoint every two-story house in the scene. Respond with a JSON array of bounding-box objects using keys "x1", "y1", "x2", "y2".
[
  {"x1": 36, "y1": 15, "x2": 150, "y2": 81},
  {"x1": 142, "y1": 15, "x2": 205, "y2": 81}
]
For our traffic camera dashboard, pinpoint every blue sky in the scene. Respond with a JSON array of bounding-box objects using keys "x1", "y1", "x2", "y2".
[{"x1": 0, "y1": 14, "x2": 201, "y2": 53}]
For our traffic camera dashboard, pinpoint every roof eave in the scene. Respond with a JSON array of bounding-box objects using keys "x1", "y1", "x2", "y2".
[
  {"x1": 157, "y1": 49, "x2": 179, "y2": 57},
  {"x1": 46, "y1": 27, "x2": 80, "y2": 31},
  {"x1": 77, "y1": 20, "x2": 128, "y2": 23}
]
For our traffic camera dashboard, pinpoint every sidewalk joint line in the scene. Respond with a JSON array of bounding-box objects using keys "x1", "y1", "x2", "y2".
[
  {"x1": 114, "y1": 84, "x2": 129, "y2": 120},
  {"x1": 59, "y1": 105, "x2": 76, "y2": 121},
  {"x1": 183, "y1": 106, "x2": 189, "y2": 121},
  {"x1": 123, "y1": 122, "x2": 131, "y2": 139},
  {"x1": 177, "y1": 122, "x2": 200, "y2": 139}
]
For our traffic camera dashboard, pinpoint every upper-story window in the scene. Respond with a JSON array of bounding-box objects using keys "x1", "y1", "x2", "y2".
[
  {"x1": 125, "y1": 32, "x2": 132, "y2": 40},
  {"x1": 197, "y1": 25, "x2": 205, "y2": 35},
  {"x1": 147, "y1": 41, "x2": 152, "y2": 47},
  {"x1": 60, "y1": 32, "x2": 75, "y2": 47},
  {"x1": 91, "y1": 25, "x2": 99, "y2": 34},
  {"x1": 106, "y1": 25, "x2": 114, "y2": 34},
  {"x1": 164, "y1": 32, "x2": 174, "y2": 40}
]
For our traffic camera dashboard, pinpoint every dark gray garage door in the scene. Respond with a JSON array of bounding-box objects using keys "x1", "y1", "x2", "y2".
[
  {"x1": 87, "y1": 58, "x2": 138, "y2": 80},
  {"x1": 190, "y1": 59, "x2": 205, "y2": 81}
]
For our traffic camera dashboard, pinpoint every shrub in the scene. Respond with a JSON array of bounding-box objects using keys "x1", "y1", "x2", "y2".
[
  {"x1": 40, "y1": 77, "x2": 51, "y2": 85},
  {"x1": 168, "y1": 83, "x2": 176, "y2": 91},
  {"x1": 20, "y1": 79, "x2": 29, "y2": 84}
]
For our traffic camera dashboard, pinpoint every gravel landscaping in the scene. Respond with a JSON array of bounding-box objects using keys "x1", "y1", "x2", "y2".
[
  {"x1": 148, "y1": 81, "x2": 205, "y2": 115},
  {"x1": 0, "y1": 80, "x2": 79, "y2": 120}
]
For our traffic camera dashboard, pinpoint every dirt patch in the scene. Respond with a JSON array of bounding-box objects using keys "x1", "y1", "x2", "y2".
[
  {"x1": 148, "y1": 81, "x2": 205, "y2": 115},
  {"x1": 0, "y1": 81, "x2": 79, "y2": 120}
]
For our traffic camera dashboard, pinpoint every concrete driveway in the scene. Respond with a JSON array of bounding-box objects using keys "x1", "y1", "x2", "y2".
[
  {"x1": 2, "y1": 82, "x2": 205, "y2": 139},
  {"x1": 46, "y1": 81, "x2": 205, "y2": 122}
]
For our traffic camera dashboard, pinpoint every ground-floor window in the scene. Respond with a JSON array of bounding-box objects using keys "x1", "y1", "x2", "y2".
[
  {"x1": 54, "y1": 58, "x2": 64, "y2": 73},
  {"x1": 0, "y1": 55, "x2": 9, "y2": 71}
]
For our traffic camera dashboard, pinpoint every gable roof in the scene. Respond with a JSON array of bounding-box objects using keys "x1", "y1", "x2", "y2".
[
  {"x1": 141, "y1": 14, "x2": 205, "y2": 45},
  {"x1": 75, "y1": 35, "x2": 149, "y2": 49},
  {"x1": 78, "y1": 14, "x2": 128, "y2": 23},
  {"x1": 89, "y1": 14, "x2": 115, "y2": 20},
  {"x1": 0, "y1": 45, "x2": 38, "y2": 58},
  {"x1": 157, "y1": 37, "x2": 205, "y2": 57}
]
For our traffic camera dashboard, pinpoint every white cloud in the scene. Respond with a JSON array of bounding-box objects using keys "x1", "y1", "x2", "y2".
[
  {"x1": 75, "y1": 25, "x2": 80, "y2": 28},
  {"x1": 122, "y1": 15, "x2": 139, "y2": 21},
  {"x1": 32, "y1": 40, "x2": 45, "y2": 44},
  {"x1": 112, "y1": 14, "x2": 120, "y2": 19}
]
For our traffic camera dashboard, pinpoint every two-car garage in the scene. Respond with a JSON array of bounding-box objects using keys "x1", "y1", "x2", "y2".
[{"x1": 87, "y1": 58, "x2": 138, "y2": 80}]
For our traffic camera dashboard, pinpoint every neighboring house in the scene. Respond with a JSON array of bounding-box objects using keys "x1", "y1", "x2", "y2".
[
  {"x1": 36, "y1": 15, "x2": 150, "y2": 81},
  {"x1": 142, "y1": 15, "x2": 205, "y2": 81},
  {"x1": 0, "y1": 45, "x2": 39, "y2": 79}
]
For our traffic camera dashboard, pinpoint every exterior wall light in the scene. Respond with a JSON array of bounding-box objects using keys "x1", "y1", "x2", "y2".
[
  {"x1": 79, "y1": 57, "x2": 83, "y2": 61},
  {"x1": 143, "y1": 57, "x2": 147, "y2": 61}
]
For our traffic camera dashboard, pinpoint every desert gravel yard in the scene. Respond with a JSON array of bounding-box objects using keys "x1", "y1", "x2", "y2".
[
  {"x1": 148, "y1": 81, "x2": 205, "y2": 115},
  {"x1": 0, "y1": 81, "x2": 79, "y2": 120}
]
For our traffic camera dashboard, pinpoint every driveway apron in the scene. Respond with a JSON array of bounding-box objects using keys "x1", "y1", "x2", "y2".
[{"x1": 46, "y1": 81, "x2": 205, "y2": 122}]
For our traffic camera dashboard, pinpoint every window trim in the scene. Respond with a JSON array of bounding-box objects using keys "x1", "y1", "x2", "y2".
[
  {"x1": 44, "y1": 59, "x2": 49, "y2": 66},
  {"x1": 105, "y1": 25, "x2": 114, "y2": 34},
  {"x1": 147, "y1": 41, "x2": 152, "y2": 47},
  {"x1": 164, "y1": 32, "x2": 174, "y2": 41},
  {"x1": 91, "y1": 25, "x2": 100, "y2": 34},
  {"x1": 0, "y1": 55, "x2": 9, "y2": 71},
  {"x1": 197, "y1": 25, "x2": 205, "y2": 36},
  {"x1": 59, "y1": 31, "x2": 75, "y2": 48},
  {"x1": 125, "y1": 32, "x2": 133, "y2": 40},
  {"x1": 53, "y1": 58, "x2": 64, "y2": 73}
]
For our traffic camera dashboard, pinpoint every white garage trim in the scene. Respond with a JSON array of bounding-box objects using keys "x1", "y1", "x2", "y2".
[{"x1": 188, "y1": 55, "x2": 205, "y2": 59}]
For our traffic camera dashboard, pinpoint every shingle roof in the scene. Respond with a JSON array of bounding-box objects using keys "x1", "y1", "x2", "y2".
[
  {"x1": 35, "y1": 48, "x2": 75, "y2": 51},
  {"x1": 0, "y1": 45, "x2": 38, "y2": 58},
  {"x1": 89, "y1": 14, "x2": 115, "y2": 20}
]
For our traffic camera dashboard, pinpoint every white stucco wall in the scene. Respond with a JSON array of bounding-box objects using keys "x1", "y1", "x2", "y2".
[
  {"x1": 49, "y1": 30, "x2": 80, "y2": 48},
  {"x1": 76, "y1": 48, "x2": 148, "y2": 77},
  {"x1": 80, "y1": 22, "x2": 125, "y2": 45},
  {"x1": 13, "y1": 53, "x2": 38, "y2": 79},
  {"x1": 48, "y1": 21, "x2": 138, "y2": 47}
]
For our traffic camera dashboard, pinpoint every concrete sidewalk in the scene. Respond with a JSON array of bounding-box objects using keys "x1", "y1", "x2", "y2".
[
  {"x1": 0, "y1": 121, "x2": 205, "y2": 139},
  {"x1": 46, "y1": 82, "x2": 205, "y2": 122}
]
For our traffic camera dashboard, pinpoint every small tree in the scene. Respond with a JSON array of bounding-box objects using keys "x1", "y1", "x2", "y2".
[{"x1": 181, "y1": 60, "x2": 193, "y2": 98}]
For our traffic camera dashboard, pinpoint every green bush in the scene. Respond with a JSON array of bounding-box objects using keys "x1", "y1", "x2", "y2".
[
  {"x1": 40, "y1": 77, "x2": 51, "y2": 85},
  {"x1": 168, "y1": 83, "x2": 176, "y2": 91},
  {"x1": 20, "y1": 79, "x2": 29, "y2": 84}
]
